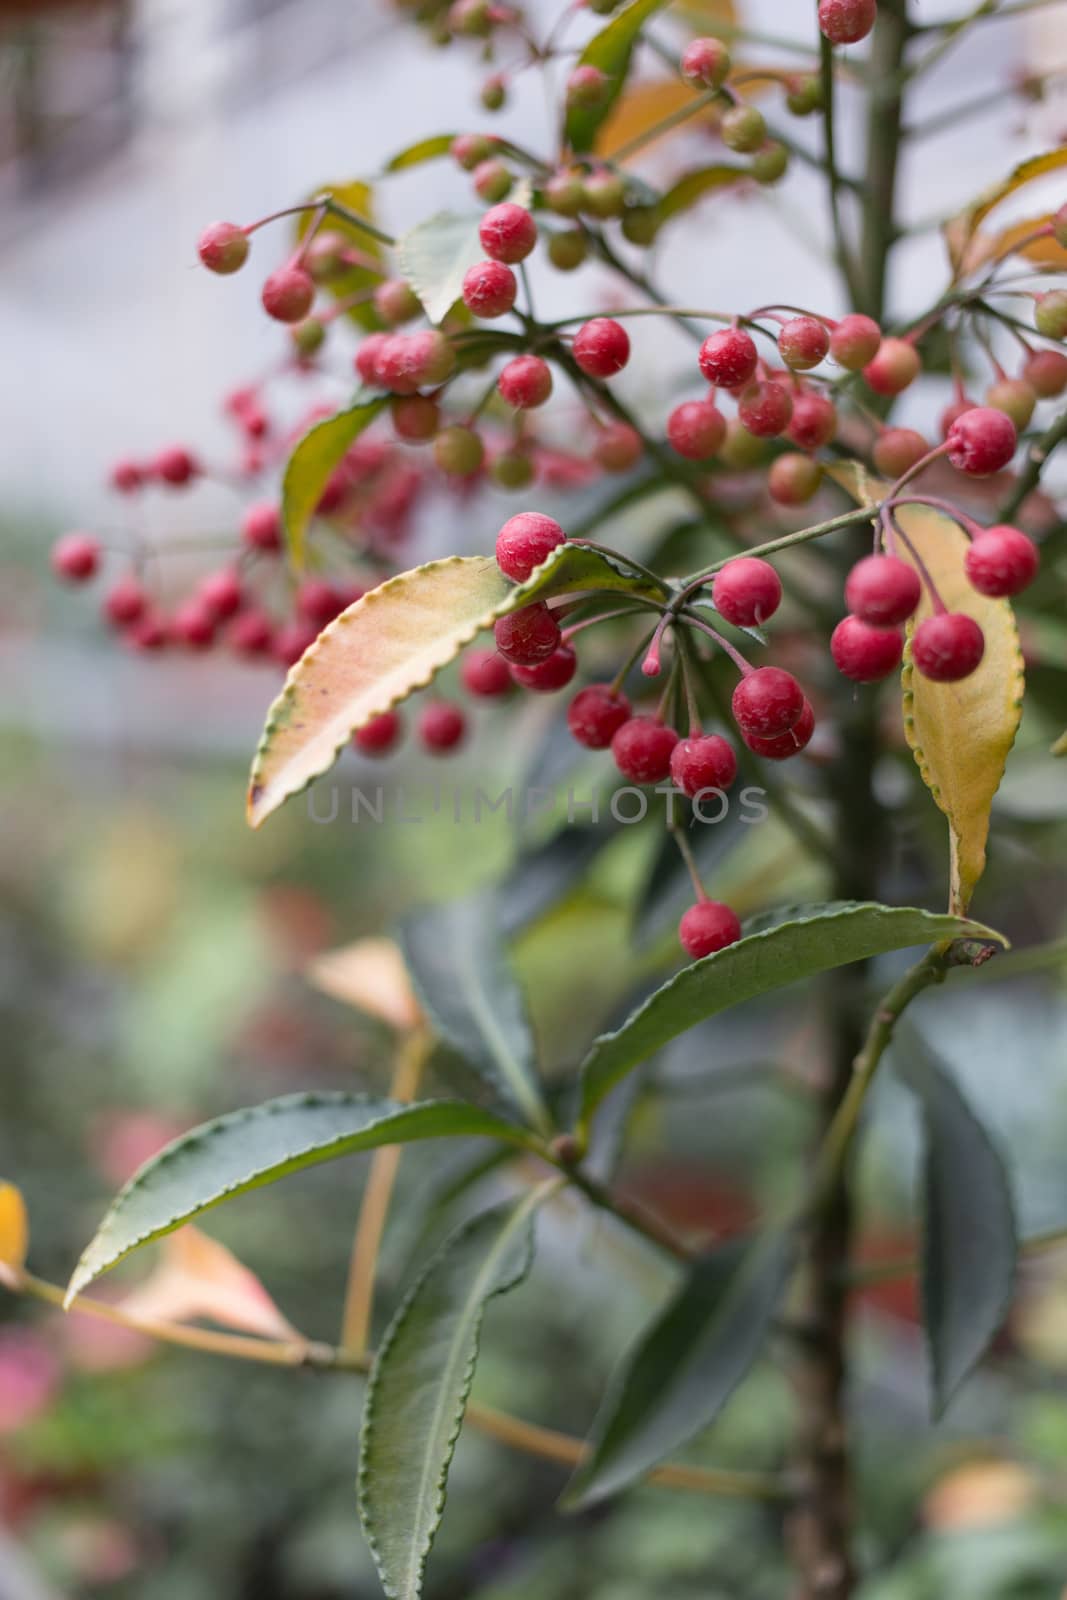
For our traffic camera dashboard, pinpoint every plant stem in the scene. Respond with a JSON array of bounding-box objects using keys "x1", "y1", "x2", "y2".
[
  {"x1": 996, "y1": 403, "x2": 1067, "y2": 521},
  {"x1": 857, "y1": 7, "x2": 909, "y2": 320},
  {"x1": 819, "y1": 37, "x2": 862, "y2": 306}
]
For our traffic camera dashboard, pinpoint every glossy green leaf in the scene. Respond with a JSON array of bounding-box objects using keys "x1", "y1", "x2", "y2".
[
  {"x1": 282, "y1": 397, "x2": 386, "y2": 569},
  {"x1": 895, "y1": 1036, "x2": 1017, "y2": 1415},
  {"x1": 66, "y1": 1096, "x2": 530, "y2": 1302},
  {"x1": 564, "y1": 1232, "x2": 793, "y2": 1506},
  {"x1": 397, "y1": 210, "x2": 485, "y2": 324},
  {"x1": 564, "y1": 0, "x2": 671, "y2": 154},
  {"x1": 384, "y1": 134, "x2": 457, "y2": 173},
  {"x1": 359, "y1": 1188, "x2": 548, "y2": 1600},
  {"x1": 652, "y1": 163, "x2": 746, "y2": 227},
  {"x1": 399, "y1": 892, "x2": 550, "y2": 1134},
  {"x1": 579, "y1": 904, "x2": 1006, "y2": 1123}
]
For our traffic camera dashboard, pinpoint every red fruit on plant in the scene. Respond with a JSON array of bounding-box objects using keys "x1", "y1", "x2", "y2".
[
  {"x1": 1023, "y1": 348, "x2": 1067, "y2": 398},
  {"x1": 912, "y1": 612, "x2": 985, "y2": 681},
  {"x1": 229, "y1": 609, "x2": 274, "y2": 658},
  {"x1": 391, "y1": 395, "x2": 440, "y2": 441},
  {"x1": 373, "y1": 277, "x2": 421, "y2": 326},
  {"x1": 355, "y1": 332, "x2": 391, "y2": 387},
  {"x1": 197, "y1": 567, "x2": 243, "y2": 621},
  {"x1": 354, "y1": 710, "x2": 403, "y2": 756},
  {"x1": 495, "y1": 511, "x2": 566, "y2": 581},
  {"x1": 462, "y1": 259, "x2": 517, "y2": 318},
  {"x1": 611, "y1": 716, "x2": 679, "y2": 784},
  {"x1": 494, "y1": 602, "x2": 561, "y2": 664},
  {"x1": 172, "y1": 601, "x2": 216, "y2": 651},
  {"x1": 786, "y1": 391, "x2": 838, "y2": 451},
  {"x1": 678, "y1": 900, "x2": 742, "y2": 959},
  {"x1": 376, "y1": 335, "x2": 421, "y2": 395},
  {"x1": 732, "y1": 666, "x2": 805, "y2": 737},
  {"x1": 964, "y1": 525, "x2": 1039, "y2": 597},
  {"x1": 572, "y1": 318, "x2": 631, "y2": 378},
  {"x1": 818, "y1": 0, "x2": 877, "y2": 45},
  {"x1": 698, "y1": 327, "x2": 758, "y2": 388},
  {"x1": 744, "y1": 699, "x2": 816, "y2": 759},
  {"x1": 103, "y1": 575, "x2": 147, "y2": 627},
  {"x1": 680, "y1": 36, "x2": 731, "y2": 88},
  {"x1": 405, "y1": 329, "x2": 456, "y2": 387},
  {"x1": 667, "y1": 400, "x2": 726, "y2": 459},
  {"x1": 566, "y1": 64, "x2": 609, "y2": 108},
  {"x1": 154, "y1": 446, "x2": 199, "y2": 486},
  {"x1": 594, "y1": 422, "x2": 643, "y2": 472},
  {"x1": 498, "y1": 355, "x2": 553, "y2": 409},
  {"x1": 768, "y1": 453, "x2": 822, "y2": 505},
  {"x1": 669, "y1": 734, "x2": 738, "y2": 797},
  {"x1": 127, "y1": 612, "x2": 168, "y2": 652},
  {"x1": 829, "y1": 313, "x2": 882, "y2": 370},
  {"x1": 511, "y1": 644, "x2": 578, "y2": 692},
  {"x1": 945, "y1": 406, "x2": 1017, "y2": 476},
  {"x1": 272, "y1": 620, "x2": 319, "y2": 668},
  {"x1": 778, "y1": 316, "x2": 830, "y2": 371},
  {"x1": 51, "y1": 532, "x2": 101, "y2": 583},
  {"x1": 434, "y1": 425, "x2": 485, "y2": 476},
  {"x1": 873, "y1": 427, "x2": 928, "y2": 478},
  {"x1": 261, "y1": 265, "x2": 315, "y2": 323},
  {"x1": 830, "y1": 615, "x2": 903, "y2": 682},
  {"x1": 419, "y1": 701, "x2": 466, "y2": 753},
  {"x1": 479, "y1": 203, "x2": 537, "y2": 263},
  {"x1": 241, "y1": 501, "x2": 282, "y2": 552},
  {"x1": 298, "y1": 578, "x2": 345, "y2": 628},
  {"x1": 737, "y1": 380, "x2": 793, "y2": 437},
  {"x1": 461, "y1": 648, "x2": 513, "y2": 697},
  {"x1": 845, "y1": 555, "x2": 921, "y2": 626},
  {"x1": 197, "y1": 221, "x2": 249, "y2": 275},
  {"x1": 109, "y1": 459, "x2": 144, "y2": 494},
  {"x1": 567, "y1": 684, "x2": 632, "y2": 748},
  {"x1": 863, "y1": 337, "x2": 920, "y2": 396},
  {"x1": 712, "y1": 557, "x2": 782, "y2": 627}
]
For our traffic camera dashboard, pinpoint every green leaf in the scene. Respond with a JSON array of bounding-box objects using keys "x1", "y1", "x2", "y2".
[
  {"x1": 651, "y1": 163, "x2": 746, "y2": 227},
  {"x1": 384, "y1": 134, "x2": 457, "y2": 173},
  {"x1": 399, "y1": 892, "x2": 550, "y2": 1134},
  {"x1": 282, "y1": 397, "x2": 386, "y2": 569},
  {"x1": 563, "y1": 1233, "x2": 793, "y2": 1507},
  {"x1": 397, "y1": 210, "x2": 485, "y2": 325},
  {"x1": 564, "y1": 0, "x2": 671, "y2": 154},
  {"x1": 895, "y1": 1036, "x2": 1017, "y2": 1415},
  {"x1": 298, "y1": 180, "x2": 383, "y2": 329},
  {"x1": 579, "y1": 904, "x2": 1007, "y2": 1124},
  {"x1": 66, "y1": 1095, "x2": 530, "y2": 1302},
  {"x1": 359, "y1": 1188, "x2": 549, "y2": 1600}
]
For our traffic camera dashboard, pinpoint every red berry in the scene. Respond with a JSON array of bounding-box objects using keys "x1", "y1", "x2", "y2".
[
  {"x1": 830, "y1": 615, "x2": 903, "y2": 682},
  {"x1": 511, "y1": 644, "x2": 578, "y2": 692},
  {"x1": 261, "y1": 265, "x2": 315, "y2": 324},
  {"x1": 669, "y1": 734, "x2": 737, "y2": 797},
  {"x1": 818, "y1": 0, "x2": 877, "y2": 45},
  {"x1": 964, "y1": 525, "x2": 1039, "y2": 597},
  {"x1": 863, "y1": 338, "x2": 920, "y2": 396},
  {"x1": 405, "y1": 329, "x2": 456, "y2": 387},
  {"x1": 462, "y1": 260, "x2": 517, "y2": 318},
  {"x1": 768, "y1": 453, "x2": 821, "y2": 505},
  {"x1": 680, "y1": 36, "x2": 731, "y2": 88},
  {"x1": 392, "y1": 395, "x2": 440, "y2": 441},
  {"x1": 103, "y1": 575, "x2": 147, "y2": 626},
  {"x1": 498, "y1": 355, "x2": 553, "y2": 409},
  {"x1": 737, "y1": 380, "x2": 793, "y2": 437},
  {"x1": 172, "y1": 601, "x2": 216, "y2": 651},
  {"x1": 567, "y1": 684, "x2": 631, "y2": 748},
  {"x1": 494, "y1": 602, "x2": 561, "y2": 664},
  {"x1": 667, "y1": 400, "x2": 726, "y2": 459},
  {"x1": 479, "y1": 203, "x2": 537, "y2": 263},
  {"x1": 356, "y1": 332, "x2": 391, "y2": 387},
  {"x1": 109, "y1": 459, "x2": 144, "y2": 494},
  {"x1": 572, "y1": 318, "x2": 630, "y2": 379},
  {"x1": 566, "y1": 64, "x2": 609, "y2": 109},
  {"x1": 229, "y1": 609, "x2": 274, "y2": 658},
  {"x1": 461, "y1": 648, "x2": 513, "y2": 697},
  {"x1": 197, "y1": 221, "x2": 249, "y2": 274},
  {"x1": 354, "y1": 710, "x2": 403, "y2": 756},
  {"x1": 1023, "y1": 348, "x2": 1067, "y2": 398},
  {"x1": 373, "y1": 278, "x2": 421, "y2": 326},
  {"x1": 731, "y1": 667, "x2": 805, "y2": 737},
  {"x1": 743, "y1": 699, "x2": 815, "y2": 760},
  {"x1": 495, "y1": 512, "x2": 566, "y2": 581},
  {"x1": 844, "y1": 554, "x2": 921, "y2": 626},
  {"x1": 154, "y1": 446, "x2": 199, "y2": 486},
  {"x1": 712, "y1": 557, "x2": 782, "y2": 627},
  {"x1": 127, "y1": 612, "x2": 168, "y2": 653},
  {"x1": 873, "y1": 428, "x2": 928, "y2": 478},
  {"x1": 611, "y1": 716, "x2": 679, "y2": 784},
  {"x1": 273, "y1": 620, "x2": 319, "y2": 668},
  {"x1": 945, "y1": 407, "x2": 1017, "y2": 477},
  {"x1": 51, "y1": 532, "x2": 100, "y2": 583},
  {"x1": 298, "y1": 578, "x2": 346, "y2": 628},
  {"x1": 376, "y1": 335, "x2": 421, "y2": 395},
  {"x1": 594, "y1": 422, "x2": 643, "y2": 472},
  {"x1": 778, "y1": 316, "x2": 830, "y2": 371},
  {"x1": 242, "y1": 501, "x2": 283, "y2": 552},
  {"x1": 786, "y1": 392, "x2": 838, "y2": 451},
  {"x1": 912, "y1": 613, "x2": 985, "y2": 682},
  {"x1": 197, "y1": 567, "x2": 243, "y2": 621},
  {"x1": 830, "y1": 313, "x2": 882, "y2": 370},
  {"x1": 698, "y1": 327, "x2": 758, "y2": 389},
  {"x1": 419, "y1": 701, "x2": 466, "y2": 753},
  {"x1": 678, "y1": 900, "x2": 742, "y2": 959}
]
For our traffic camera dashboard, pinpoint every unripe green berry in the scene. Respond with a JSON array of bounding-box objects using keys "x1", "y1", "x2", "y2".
[
  {"x1": 785, "y1": 74, "x2": 823, "y2": 115},
  {"x1": 582, "y1": 170, "x2": 626, "y2": 218},
  {"x1": 547, "y1": 229, "x2": 588, "y2": 271},
  {"x1": 481, "y1": 74, "x2": 507, "y2": 111},
  {"x1": 1034, "y1": 290, "x2": 1067, "y2": 341},
  {"x1": 473, "y1": 159, "x2": 513, "y2": 202},
  {"x1": 451, "y1": 133, "x2": 492, "y2": 171},
  {"x1": 768, "y1": 452, "x2": 822, "y2": 505},
  {"x1": 751, "y1": 142, "x2": 789, "y2": 184},
  {"x1": 721, "y1": 103, "x2": 766, "y2": 153},
  {"x1": 544, "y1": 172, "x2": 585, "y2": 217},
  {"x1": 290, "y1": 318, "x2": 327, "y2": 357},
  {"x1": 434, "y1": 425, "x2": 485, "y2": 475},
  {"x1": 449, "y1": 0, "x2": 491, "y2": 36},
  {"x1": 567, "y1": 65, "x2": 610, "y2": 110},
  {"x1": 719, "y1": 418, "x2": 771, "y2": 468},
  {"x1": 490, "y1": 448, "x2": 536, "y2": 489},
  {"x1": 621, "y1": 205, "x2": 659, "y2": 245},
  {"x1": 985, "y1": 378, "x2": 1036, "y2": 431}
]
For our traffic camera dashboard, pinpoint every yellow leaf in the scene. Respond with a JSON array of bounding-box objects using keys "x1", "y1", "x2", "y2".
[
  {"x1": 118, "y1": 1226, "x2": 304, "y2": 1343},
  {"x1": 1052, "y1": 730, "x2": 1067, "y2": 757},
  {"x1": 944, "y1": 146, "x2": 1067, "y2": 279},
  {"x1": 296, "y1": 180, "x2": 382, "y2": 330},
  {"x1": 0, "y1": 1183, "x2": 28, "y2": 1276},
  {"x1": 953, "y1": 214, "x2": 1067, "y2": 277},
  {"x1": 306, "y1": 937, "x2": 423, "y2": 1032},
  {"x1": 596, "y1": 80, "x2": 712, "y2": 159},
  {"x1": 670, "y1": 0, "x2": 736, "y2": 28}
]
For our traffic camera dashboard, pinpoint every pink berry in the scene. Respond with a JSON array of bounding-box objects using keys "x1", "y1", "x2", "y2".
[
  {"x1": 830, "y1": 615, "x2": 904, "y2": 681},
  {"x1": 261, "y1": 265, "x2": 315, "y2": 324},
  {"x1": 242, "y1": 501, "x2": 283, "y2": 552},
  {"x1": 680, "y1": 36, "x2": 731, "y2": 89},
  {"x1": 154, "y1": 446, "x2": 199, "y2": 486},
  {"x1": 912, "y1": 613, "x2": 985, "y2": 682},
  {"x1": 494, "y1": 602, "x2": 561, "y2": 664},
  {"x1": 573, "y1": 318, "x2": 630, "y2": 379},
  {"x1": 272, "y1": 620, "x2": 319, "y2": 668},
  {"x1": 462, "y1": 260, "x2": 517, "y2": 319},
  {"x1": 768, "y1": 453, "x2": 821, "y2": 505},
  {"x1": 298, "y1": 578, "x2": 346, "y2": 628},
  {"x1": 354, "y1": 711, "x2": 403, "y2": 756},
  {"x1": 498, "y1": 355, "x2": 553, "y2": 409},
  {"x1": 229, "y1": 609, "x2": 275, "y2": 658},
  {"x1": 51, "y1": 532, "x2": 101, "y2": 583},
  {"x1": 611, "y1": 717, "x2": 679, "y2": 784},
  {"x1": 667, "y1": 400, "x2": 726, "y2": 459},
  {"x1": 712, "y1": 557, "x2": 782, "y2": 627},
  {"x1": 479, "y1": 203, "x2": 537, "y2": 263},
  {"x1": 405, "y1": 329, "x2": 456, "y2": 387},
  {"x1": 737, "y1": 380, "x2": 793, "y2": 437},
  {"x1": 964, "y1": 525, "x2": 1039, "y2": 597},
  {"x1": 669, "y1": 734, "x2": 737, "y2": 797},
  {"x1": 127, "y1": 612, "x2": 168, "y2": 653},
  {"x1": 566, "y1": 64, "x2": 609, "y2": 109},
  {"x1": 473, "y1": 158, "x2": 513, "y2": 203},
  {"x1": 197, "y1": 567, "x2": 243, "y2": 621},
  {"x1": 451, "y1": 133, "x2": 492, "y2": 171},
  {"x1": 945, "y1": 407, "x2": 1017, "y2": 476},
  {"x1": 743, "y1": 699, "x2": 815, "y2": 760},
  {"x1": 873, "y1": 428, "x2": 928, "y2": 479},
  {"x1": 594, "y1": 423, "x2": 643, "y2": 473},
  {"x1": 392, "y1": 395, "x2": 440, "y2": 441},
  {"x1": 197, "y1": 221, "x2": 249, "y2": 275},
  {"x1": 778, "y1": 316, "x2": 830, "y2": 371},
  {"x1": 786, "y1": 392, "x2": 838, "y2": 451},
  {"x1": 109, "y1": 459, "x2": 144, "y2": 494},
  {"x1": 373, "y1": 278, "x2": 421, "y2": 327},
  {"x1": 830, "y1": 313, "x2": 882, "y2": 370},
  {"x1": 678, "y1": 900, "x2": 742, "y2": 960},
  {"x1": 103, "y1": 575, "x2": 147, "y2": 627},
  {"x1": 844, "y1": 554, "x2": 921, "y2": 626},
  {"x1": 567, "y1": 684, "x2": 631, "y2": 748},
  {"x1": 511, "y1": 644, "x2": 578, "y2": 692},
  {"x1": 495, "y1": 512, "x2": 566, "y2": 581},
  {"x1": 461, "y1": 649, "x2": 513, "y2": 697},
  {"x1": 863, "y1": 338, "x2": 920, "y2": 397},
  {"x1": 419, "y1": 701, "x2": 466, "y2": 753},
  {"x1": 698, "y1": 327, "x2": 758, "y2": 389},
  {"x1": 1023, "y1": 348, "x2": 1067, "y2": 398},
  {"x1": 818, "y1": 0, "x2": 877, "y2": 45},
  {"x1": 172, "y1": 601, "x2": 216, "y2": 651},
  {"x1": 355, "y1": 332, "x2": 391, "y2": 387},
  {"x1": 732, "y1": 667, "x2": 805, "y2": 737}
]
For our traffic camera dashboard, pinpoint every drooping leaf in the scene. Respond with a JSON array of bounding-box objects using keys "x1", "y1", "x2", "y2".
[
  {"x1": 579, "y1": 904, "x2": 1006, "y2": 1123},
  {"x1": 398, "y1": 892, "x2": 550, "y2": 1133},
  {"x1": 66, "y1": 1096, "x2": 532, "y2": 1302},
  {"x1": 282, "y1": 397, "x2": 386, "y2": 569},
  {"x1": 359, "y1": 1188, "x2": 548, "y2": 1600},
  {"x1": 118, "y1": 1225, "x2": 304, "y2": 1343},
  {"x1": 397, "y1": 210, "x2": 485, "y2": 325},
  {"x1": 0, "y1": 1182, "x2": 29, "y2": 1274},
  {"x1": 944, "y1": 148, "x2": 1067, "y2": 278},
  {"x1": 297, "y1": 180, "x2": 383, "y2": 328},
  {"x1": 651, "y1": 162, "x2": 747, "y2": 226},
  {"x1": 563, "y1": 1232, "x2": 792, "y2": 1506},
  {"x1": 306, "y1": 938, "x2": 423, "y2": 1032},
  {"x1": 384, "y1": 134, "x2": 457, "y2": 173},
  {"x1": 565, "y1": 0, "x2": 672, "y2": 155},
  {"x1": 895, "y1": 1034, "x2": 1017, "y2": 1415}
]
